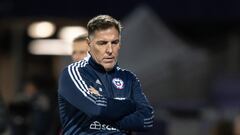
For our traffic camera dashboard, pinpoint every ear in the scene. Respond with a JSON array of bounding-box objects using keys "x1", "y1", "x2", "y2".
[{"x1": 87, "y1": 38, "x2": 91, "y2": 47}]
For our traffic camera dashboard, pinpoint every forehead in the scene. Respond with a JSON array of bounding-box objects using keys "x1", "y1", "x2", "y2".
[
  {"x1": 73, "y1": 41, "x2": 88, "y2": 49},
  {"x1": 92, "y1": 27, "x2": 120, "y2": 40}
]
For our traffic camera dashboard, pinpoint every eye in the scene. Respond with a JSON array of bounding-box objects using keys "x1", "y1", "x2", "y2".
[
  {"x1": 96, "y1": 41, "x2": 108, "y2": 45},
  {"x1": 111, "y1": 40, "x2": 119, "y2": 45}
]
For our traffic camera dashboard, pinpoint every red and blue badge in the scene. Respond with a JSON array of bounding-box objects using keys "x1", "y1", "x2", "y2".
[{"x1": 112, "y1": 78, "x2": 124, "y2": 90}]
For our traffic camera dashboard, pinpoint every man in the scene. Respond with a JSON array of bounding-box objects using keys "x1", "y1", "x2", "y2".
[
  {"x1": 58, "y1": 15, "x2": 154, "y2": 135},
  {"x1": 72, "y1": 34, "x2": 90, "y2": 62}
]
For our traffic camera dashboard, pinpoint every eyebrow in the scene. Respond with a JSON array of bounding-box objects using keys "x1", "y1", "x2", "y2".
[
  {"x1": 96, "y1": 39, "x2": 119, "y2": 44},
  {"x1": 96, "y1": 40, "x2": 108, "y2": 44},
  {"x1": 111, "y1": 39, "x2": 119, "y2": 43}
]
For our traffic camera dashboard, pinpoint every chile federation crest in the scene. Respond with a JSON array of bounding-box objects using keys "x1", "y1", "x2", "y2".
[{"x1": 112, "y1": 78, "x2": 124, "y2": 90}]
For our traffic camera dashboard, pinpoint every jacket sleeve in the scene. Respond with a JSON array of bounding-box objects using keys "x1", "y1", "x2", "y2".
[
  {"x1": 115, "y1": 73, "x2": 154, "y2": 131},
  {"x1": 58, "y1": 64, "x2": 136, "y2": 121}
]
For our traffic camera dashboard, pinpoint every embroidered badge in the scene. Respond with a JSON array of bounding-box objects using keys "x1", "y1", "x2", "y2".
[{"x1": 112, "y1": 78, "x2": 124, "y2": 90}]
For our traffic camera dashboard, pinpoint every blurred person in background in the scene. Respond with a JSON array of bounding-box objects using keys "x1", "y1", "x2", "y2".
[
  {"x1": 58, "y1": 15, "x2": 154, "y2": 134},
  {"x1": 9, "y1": 100, "x2": 30, "y2": 135},
  {"x1": 72, "y1": 34, "x2": 90, "y2": 62},
  {"x1": 21, "y1": 78, "x2": 51, "y2": 135},
  {"x1": 0, "y1": 92, "x2": 8, "y2": 134}
]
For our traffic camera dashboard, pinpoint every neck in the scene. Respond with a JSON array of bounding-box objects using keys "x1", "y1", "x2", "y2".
[{"x1": 89, "y1": 56, "x2": 116, "y2": 73}]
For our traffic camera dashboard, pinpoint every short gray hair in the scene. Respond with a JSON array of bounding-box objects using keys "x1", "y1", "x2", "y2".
[{"x1": 87, "y1": 15, "x2": 122, "y2": 40}]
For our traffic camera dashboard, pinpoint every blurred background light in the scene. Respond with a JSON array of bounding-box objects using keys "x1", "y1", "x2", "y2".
[
  {"x1": 58, "y1": 26, "x2": 87, "y2": 42},
  {"x1": 28, "y1": 21, "x2": 56, "y2": 38},
  {"x1": 28, "y1": 39, "x2": 71, "y2": 55}
]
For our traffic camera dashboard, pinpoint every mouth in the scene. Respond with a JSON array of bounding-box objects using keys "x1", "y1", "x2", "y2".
[{"x1": 103, "y1": 57, "x2": 115, "y2": 63}]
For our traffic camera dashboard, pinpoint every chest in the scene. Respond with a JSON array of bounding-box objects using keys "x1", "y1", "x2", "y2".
[{"x1": 85, "y1": 69, "x2": 132, "y2": 99}]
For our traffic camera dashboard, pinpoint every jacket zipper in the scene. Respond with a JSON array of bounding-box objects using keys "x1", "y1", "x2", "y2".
[{"x1": 106, "y1": 72, "x2": 114, "y2": 98}]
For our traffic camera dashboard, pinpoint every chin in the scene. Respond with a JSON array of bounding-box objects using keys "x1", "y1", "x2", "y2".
[{"x1": 103, "y1": 65, "x2": 114, "y2": 71}]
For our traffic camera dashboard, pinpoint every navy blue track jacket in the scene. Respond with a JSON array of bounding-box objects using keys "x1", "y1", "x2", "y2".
[{"x1": 58, "y1": 56, "x2": 154, "y2": 135}]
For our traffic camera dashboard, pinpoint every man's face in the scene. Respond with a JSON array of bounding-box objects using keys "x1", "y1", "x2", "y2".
[
  {"x1": 89, "y1": 27, "x2": 120, "y2": 71},
  {"x1": 72, "y1": 40, "x2": 89, "y2": 62}
]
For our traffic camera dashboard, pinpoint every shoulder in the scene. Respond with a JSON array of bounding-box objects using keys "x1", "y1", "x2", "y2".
[
  {"x1": 64, "y1": 60, "x2": 88, "y2": 70},
  {"x1": 116, "y1": 66, "x2": 139, "y2": 80},
  {"x1": 62, "y1": 60, "x2": 89, "y2": 73},
  {"x1": 68, "y1": 60, "x2": 89, "y2": 69},
  {"x1": 34, "y1": 93, "x2": 50, "y2": 111}
]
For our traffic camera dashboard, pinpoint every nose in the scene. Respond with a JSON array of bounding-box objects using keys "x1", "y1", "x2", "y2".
[{"x1": 106, "y1": 43, "x2": 113, "y2": 54}]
